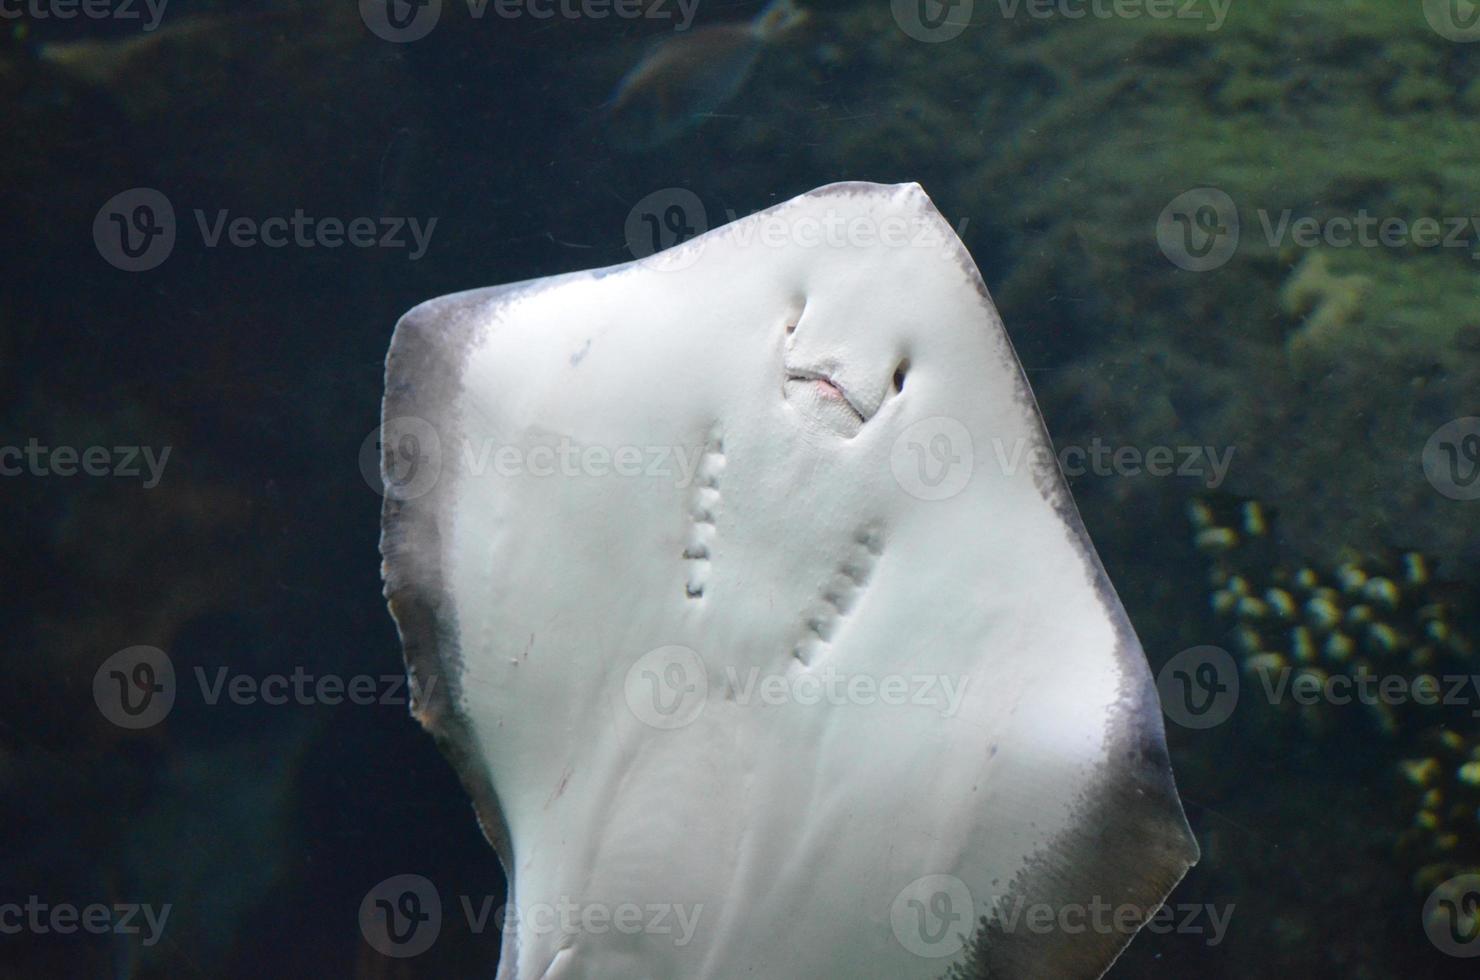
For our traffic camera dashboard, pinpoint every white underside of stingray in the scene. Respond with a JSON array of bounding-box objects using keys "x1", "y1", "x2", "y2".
[{"x1": 379, "y1": 182, "x2": 1198, "y2": 979}]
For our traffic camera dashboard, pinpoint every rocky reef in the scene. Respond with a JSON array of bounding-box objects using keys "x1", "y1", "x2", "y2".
[{"x1": 698, "y1": 0, "x2": 1480, "y2": 571}]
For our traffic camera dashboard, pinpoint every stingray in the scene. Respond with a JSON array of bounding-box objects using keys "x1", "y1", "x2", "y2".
[{"x1": 378, "y1": 182, "x2": 1198, "y2": 979}]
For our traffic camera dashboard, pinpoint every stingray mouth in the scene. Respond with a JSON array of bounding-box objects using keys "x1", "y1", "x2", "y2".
[{"x1": 783, "y1": 368, "x2": 867, "y2": 437}]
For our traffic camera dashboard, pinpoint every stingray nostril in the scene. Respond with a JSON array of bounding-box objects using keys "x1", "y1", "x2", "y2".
[
  {"x1": 893, "y1": 358, "x2": 910, "y2": 393},
  {"x1": 785, "y1": 297, "x2": 806, "y2": 336}
]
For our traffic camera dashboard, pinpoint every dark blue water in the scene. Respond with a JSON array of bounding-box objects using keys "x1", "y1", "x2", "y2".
[{"x1": 5, "y1": 1, "x2": 1479, "y2": 977}]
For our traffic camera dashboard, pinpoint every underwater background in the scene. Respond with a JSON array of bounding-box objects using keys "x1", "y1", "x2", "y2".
[{"x1": 4, "y1": 0, "x2": 1480, "y2": 976}]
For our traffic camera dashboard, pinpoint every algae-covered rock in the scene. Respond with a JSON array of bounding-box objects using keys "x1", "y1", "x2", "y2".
[{"x1": 715, "y1": 0, "x2": 1480, "y2": 571}]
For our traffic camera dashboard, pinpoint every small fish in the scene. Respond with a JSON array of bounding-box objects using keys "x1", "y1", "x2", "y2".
[{"x1": 605, "y1": 0, "x2": 809, "y2": 151}]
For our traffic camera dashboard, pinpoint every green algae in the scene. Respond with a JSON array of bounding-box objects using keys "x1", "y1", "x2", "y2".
[{"x1": 788, "y1": 0, "x2": 1480, "y2": 567}]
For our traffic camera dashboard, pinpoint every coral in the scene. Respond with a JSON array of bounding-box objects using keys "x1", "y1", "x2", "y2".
[{"x1": 1280, "y1": 252, "x2": 1371, "y2": 377}]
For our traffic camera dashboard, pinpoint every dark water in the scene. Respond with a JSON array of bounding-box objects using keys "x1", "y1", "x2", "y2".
[{"x1": 5, "y1": 0, "x2": 1480, "y2": 977}]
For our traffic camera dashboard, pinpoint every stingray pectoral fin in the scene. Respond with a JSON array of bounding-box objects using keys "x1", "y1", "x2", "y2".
[
  {"x1": 954, "y1": 623, "x2": 1202, "y2": 977},
  {"x1": 379, "y1": 182, "x2": 1197, "y2": 980},
  {"x1": 380, "y1": 274, "x2": 604, "y2": 867},
  {"x1": 380, "y1": 283, "x2": 516, "y2": 860}
]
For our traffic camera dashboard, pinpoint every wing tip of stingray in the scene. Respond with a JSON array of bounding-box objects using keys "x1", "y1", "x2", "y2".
[
  {"x1": 380, "y1": 282, "x2": 518, "y2": 729},
  {"x1": 793, "y1": 180, "x2": 941, "y2": 224},
  {"x1": 949, "y1": 599, "x2": 1199, "y2": 978},
  {"x1": 801, "y1": 178, "x2": 929, "y2": 200},
  {"x1": 1002, "y1": 656, "x2": 1200, "y2": 978},
  {"x1": 379, "y1": 286, "x2": 522, "y2": 870},
  {"x1": 953, "y1": 757, "x2": 1199, "y2": 980}
]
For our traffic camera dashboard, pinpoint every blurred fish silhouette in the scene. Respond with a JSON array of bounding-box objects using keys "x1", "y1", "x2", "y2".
[{"x1": 605, "y1": 0, "x2": 809, "y2": 150}]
